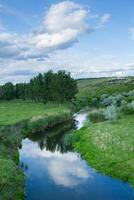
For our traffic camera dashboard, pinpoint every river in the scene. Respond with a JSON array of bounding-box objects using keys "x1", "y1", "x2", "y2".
[{"x1": 19, "y1": 112, "x2": 134, "y2": 200}]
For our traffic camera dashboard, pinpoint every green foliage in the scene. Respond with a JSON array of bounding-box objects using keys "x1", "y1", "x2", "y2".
[
  {"x1": 100, "y1": 94, "x2": 124, "y2": 107},
  {"x1": 2, "y1": 82, "x2": 15, "y2": 101},
  {"x1": 104, "y1": 105, "x2": 118, "y2": 122},
  {"x1": 0, "y1": 70, "x2": 78, "y2": 103},
  {"x1": 120, "y1": 100, "x2": 134, "y2": 115}
]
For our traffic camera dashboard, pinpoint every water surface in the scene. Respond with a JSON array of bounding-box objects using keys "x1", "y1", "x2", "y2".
[{"x1": 19, "y1": 112, "x2": 134, "y2": 200}]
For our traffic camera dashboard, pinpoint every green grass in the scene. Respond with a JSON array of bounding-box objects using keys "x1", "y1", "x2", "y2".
[
  {"x1": 0, "y1": 100, "x2": 72, "y2": 199},
  {"x1": 0, "y1": 100, "x2": 70, "y2": 125},
  {"x1": 0, "y1": 159, "x2": 24, "y2": 200},
  {"x1": 73, "y1": 114, "x2": 134, "y2": 186}
]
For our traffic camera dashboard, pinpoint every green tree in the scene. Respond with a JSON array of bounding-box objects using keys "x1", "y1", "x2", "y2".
[{"x1": 3, "y1": 82, "x2": 15, "y2": 100}]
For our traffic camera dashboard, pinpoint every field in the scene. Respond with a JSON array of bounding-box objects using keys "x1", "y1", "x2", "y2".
[
  {"x1": 0, "y1": 100, "x2": 70, "y2": 126},
  {"x1": 0, "y1": 100, "x2": 71, "y2": 200}
]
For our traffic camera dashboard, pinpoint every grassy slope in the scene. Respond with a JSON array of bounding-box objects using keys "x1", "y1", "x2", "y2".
[
  {"x1": 77, "y1": 77, "x2": 134, "y2": 99},
  {"x1": 0, "y1": 100, "x2": 71, "y2": 199},
  {"x1": 74, "y1": 115, "x2": 134, "y2": 186}
]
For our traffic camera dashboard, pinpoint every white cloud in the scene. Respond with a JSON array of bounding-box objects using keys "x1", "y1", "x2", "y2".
[
  {"x1": 43, "y1": 1, "x2": 88, "y2": 33},
  {"x1": 0, "y1": 1, "x2": 90, "y2": 61},
  {"x1": 99, "y1": 13, "x2": 111, "y2": 26},
  {"x1": 30, "y1": 1, "x2": 90, "y2": 53},
  {"x1": 1, "y1": 49, "x2": 133, "y2": 84},
  {"x1": 0, "y1": 1, "x2": 111, "y2": 62},
  {"x1": 0, "y1": 1, "x2": 113, "y2": 83},
  {"x1": 20, "y1": 138, "x2": 91, "y2": 188}
]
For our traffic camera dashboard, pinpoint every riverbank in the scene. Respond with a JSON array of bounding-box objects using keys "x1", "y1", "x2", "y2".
[
  {"x1": 72, "y1": 114, "x2": 134, "y2": 187},
  {"x1": 0, "y1": 100, "x2": 72, "y2": 200}
]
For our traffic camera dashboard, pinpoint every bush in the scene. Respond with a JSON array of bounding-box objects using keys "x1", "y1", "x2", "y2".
[
  {"x1": 100, "y1": 94, "x2": 109, "y2": 102},
  {"x1": 104, "y1": 105, "x2": 118, "y2": 122},
  {"x1": 126, "y1": 95, "x2": 134, "y2": 103},
  {"x1": 121, "y1": 100, "x2": 134, "y2": 115},
  {"x1": 89, "y1": 110, "x2": 106, "y2": 123},
  {"x1": 114, "y1": 94, "x2": 124, "y2": 106},
  {"x1": 91, "y1": 97, "x2": 99, "y2": 108},
  {"x1": 101, "y1": 95, "x2": 124, "y2": 107}
]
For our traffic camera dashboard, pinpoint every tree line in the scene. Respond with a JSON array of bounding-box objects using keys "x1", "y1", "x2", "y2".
[{"x1": 0, "y1": 70, "x2": 78, "y2": 103}]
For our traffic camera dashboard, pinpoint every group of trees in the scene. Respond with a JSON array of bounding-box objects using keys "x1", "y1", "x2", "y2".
[{"x1": 0, "y1": 70, "x2": 78, "y2": 103}]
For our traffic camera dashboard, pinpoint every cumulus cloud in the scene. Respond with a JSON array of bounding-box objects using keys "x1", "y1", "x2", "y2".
[
  {"x1": 20, "y1": 138, "x2": 91, "y2": 188},
  {"x1": 43, "y1": 1, "x2": 88, "y2": 33},
  {"x1": 0, "y1": 1, "x2": 111, "y2": 62},
  {"x1": 0, "y1": 1, "x2": 90, "y2": 61},
  {"x1": 0, "y1": 1, "x2": 112, "y2": 83}
]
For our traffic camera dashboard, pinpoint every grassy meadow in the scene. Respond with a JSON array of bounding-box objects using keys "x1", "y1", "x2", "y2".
[
  {"x1": 73, "y1": 114, "x2": 134, "y2": 186},
  {"x1": 0, "y1": 100, "x2": 70, "y2": 126}
]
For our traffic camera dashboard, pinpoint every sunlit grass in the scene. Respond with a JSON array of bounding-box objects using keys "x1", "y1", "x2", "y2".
[
  {"x1": 0, "y1": 100, "x2": 70, "y2": 125},
  {"x1": 73, "y1": 114, "x2": 134, "y2": 186}
]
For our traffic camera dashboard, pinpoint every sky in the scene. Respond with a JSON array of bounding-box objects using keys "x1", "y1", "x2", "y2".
[{"x1": 0, "y1": 0, "x2": 134, "y2": 83}]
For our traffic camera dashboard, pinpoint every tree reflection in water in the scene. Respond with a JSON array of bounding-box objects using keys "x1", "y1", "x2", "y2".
[{"x1": 27, "y1": 119, "x2": 76, "y2": 153}]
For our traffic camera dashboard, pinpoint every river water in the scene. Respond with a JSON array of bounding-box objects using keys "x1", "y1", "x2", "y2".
[{"x1": 19, "y1": 112, "x2": 134, "y2": 200}]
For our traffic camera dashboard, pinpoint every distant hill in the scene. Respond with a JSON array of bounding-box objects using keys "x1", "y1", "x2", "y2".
[{"x1": 76, "y1": 76, "x2": 134, "y2": 100}]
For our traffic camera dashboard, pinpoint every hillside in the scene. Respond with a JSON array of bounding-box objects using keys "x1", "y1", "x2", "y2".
[{"x1": 76, "y1": 77, "x2": 134, "y2": 108}]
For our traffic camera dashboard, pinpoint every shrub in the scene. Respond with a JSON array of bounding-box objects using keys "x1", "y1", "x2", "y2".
[
  {"x1": 114, "y1": 94, "x2": 124, "y2": 106},
  {"x1": 101, "y1": 96, "x2": 117, "y2": 107},
  {"x1": 100, "y1": 94, "x2": 109, "y2": 102},
  {"x1": 91, "y1": 97, "x2": 99, "y2": 108},
  {"x1": 121, "y1": 100, "x2": 134, "y2": 115},
  {"x1": 101, "y1": 95, "x2": 124, "y2": 107},
  {"x1": 89, "y1": 110, "x2": 106, "y2": 123},
  {"x1": 126, "y1": 95, "x2": 134, "y2": 102},
  {"x1": 104, "y1": 105, "x2": 118, "y2": 122}
]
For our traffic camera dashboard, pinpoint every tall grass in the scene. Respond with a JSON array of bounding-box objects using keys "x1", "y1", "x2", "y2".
[{"x1": 26, "y1": 111, "x2": 72, "y2": 134}]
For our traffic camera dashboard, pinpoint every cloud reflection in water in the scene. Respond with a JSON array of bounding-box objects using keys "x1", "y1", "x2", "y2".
[{"x1": 20, "y1": 138, "x2": 92, "y2": 188}]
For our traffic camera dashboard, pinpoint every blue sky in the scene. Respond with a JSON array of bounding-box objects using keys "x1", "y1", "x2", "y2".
[{"x1": 0, "y1": 0, "x2": 134, "y2": 83}]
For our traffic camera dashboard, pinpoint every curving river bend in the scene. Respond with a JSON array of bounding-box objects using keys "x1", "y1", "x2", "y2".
[{"x1": 19, "y1": 112, "x2": 134, "y2": 200}]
